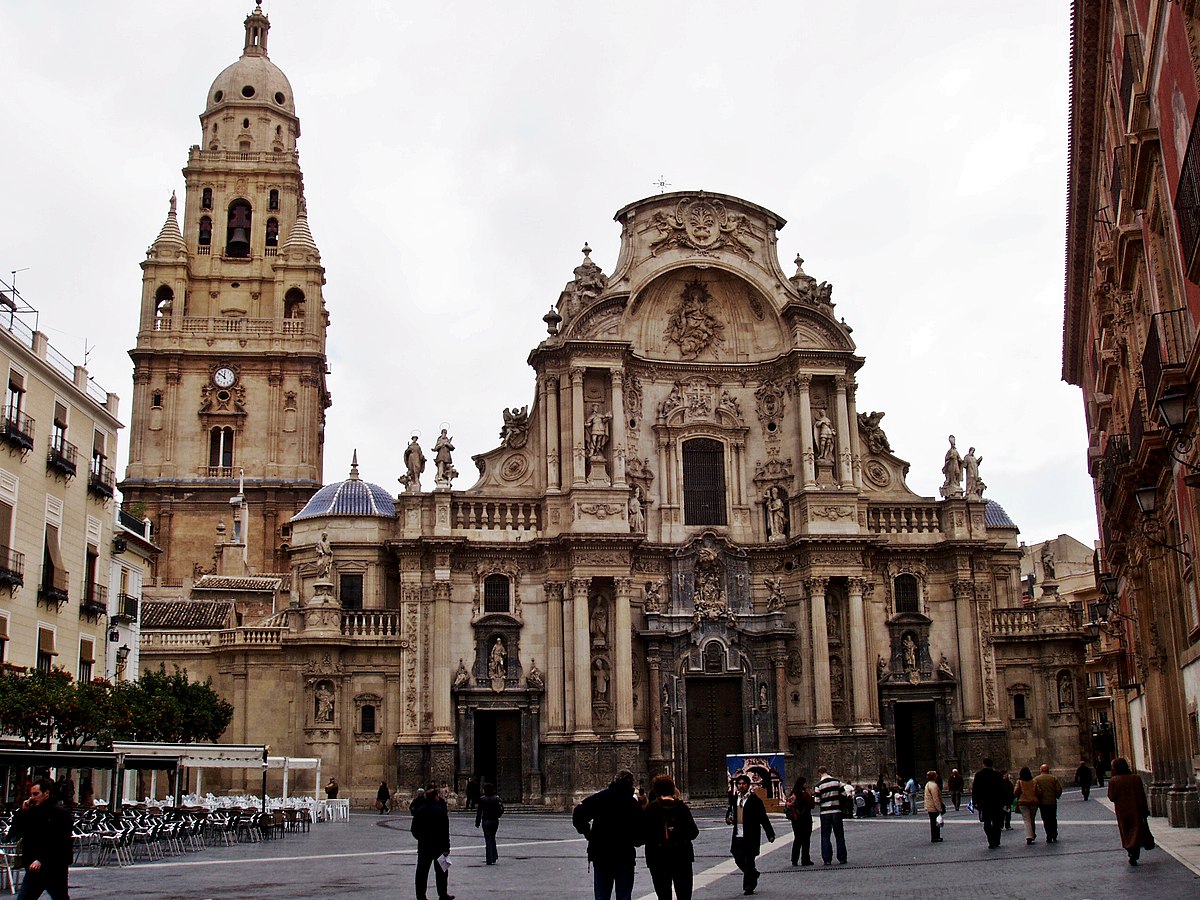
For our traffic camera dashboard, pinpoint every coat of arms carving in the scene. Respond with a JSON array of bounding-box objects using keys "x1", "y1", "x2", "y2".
[
  {"x1": 647, "y1": 197, "x2": 756, "y2": 258},
  {"x1": 664, "y1": 282, "x2": 724, "y2": 360}
]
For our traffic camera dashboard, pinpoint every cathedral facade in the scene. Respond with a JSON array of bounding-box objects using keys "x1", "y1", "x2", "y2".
[{"x1": 134, "y1": 7, "x2": 1089, "y2": 806}]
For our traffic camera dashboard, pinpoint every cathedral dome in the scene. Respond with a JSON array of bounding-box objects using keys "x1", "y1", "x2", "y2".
[
  {"x1": 293, "y1": 454, "x2": 396, "y2": 521},
  {"x1": 204, "y1": 5, "x2": 296, "y2": 117}
]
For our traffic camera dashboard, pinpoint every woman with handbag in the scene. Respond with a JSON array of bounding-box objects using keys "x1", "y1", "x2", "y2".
[
  {"x1": 1015, "y1": 767, "x2": 1039, "y2": 844},
  {"x1": 785, "y1": 777, "x2": 815, "y2": 866},
  {"x1": 1107, "y1": 757, "x2": 1154, "y2": 866},
  {"x1": 376, "y1": 781, "x2": 391, "y2": 814},
  {"x1": 923, "y1": 771, "x2": 945, "y2": 843}
]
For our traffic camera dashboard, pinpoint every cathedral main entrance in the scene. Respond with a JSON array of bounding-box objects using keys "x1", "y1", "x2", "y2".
[
  {"x1": 894, "y1": 701, "x2": 937, "y2": 782},
  {"x1": 685, "y1": 677, "x2": 743, "y2": 799},
  {"x1": 474, "y1": 710, "x2": 523, "y2": 800}
]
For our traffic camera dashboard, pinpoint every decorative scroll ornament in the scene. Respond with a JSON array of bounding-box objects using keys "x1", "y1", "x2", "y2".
[
  {"x1": 664, "y1": 282, "x2": 725, "y2": 360},
  {"x1": 648, "y1": 197, "x2": 756, "y2": 258}
]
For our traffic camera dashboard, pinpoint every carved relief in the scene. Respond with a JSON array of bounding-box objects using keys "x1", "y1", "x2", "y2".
[
  {"x1": 500, "y1": 454, "x2": 530, "y2": 481},
  {"x1": 647, "y1": 197, "x2": 757, "y2": 258},
  {"x1": 625, "y1": 374, "x2": 643, "y2": 427},
  {"x1": 755, "y1": 381, "x2": 787, "y2": 435},
  {"x1": 577, "y1": 502, "x2": 625, "y2": 520},
  {"x1": 857, "y1": 411, "x2": 891, "y2": 454},
  {"x1": 499, "y1": 406, "x2": 530, "y2": 448},
  {"x1": 664, "y1": 282, "x2": 725, "y2": 359}
]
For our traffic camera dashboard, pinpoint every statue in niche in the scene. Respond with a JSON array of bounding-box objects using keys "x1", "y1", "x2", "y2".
[
  {"x1": 940, "y1": 435, "x2": 963, "y2": 499},
  {"x1": 664, "y1": 281, "x2": 725, "y2": 359},
  {"x1": 758, "y1": 682, "x2": 769, "y2": 711},
  {"x1": 628, "y1": 486, "x2": 646, "y2": 533},
  {"x1": 857, "y1": 410, "x2": 892, "y2": 454},
  {"x1": 813, "y1": 409, "x2": 836, "y2": 464},
  {"x1": 488, "y1": 638, "x2": 507, "y2": 682},
  {"x1": 433, "y1": 429, "x2": 457, "y2": 484},
  {"x1": 644, "y1": 580, "x2": 664, "y2": 614},
  {"x1": 452, "y1": 659, "x2": 471, "y2": 690},
  {"x1": 314, "y1": 682, "x2": 335, "y2": 723},
  {"x1": 903, "y1": 634, "x2": 918, "y2": 671},
  {"x1": 765, "y1": 487, "x2": 786, "y2": 541},
  {"x1": 526, "y1": 659, "x2": 544, "y2": 690},
  {"x1": 590, "y1": 599, "x2": 608, "y2": 648},
  {"x1": 692, "y1": 547, "x2": 731, "y2": 622},
  {"x1": 764, "y1": 576, "x2": 785, "y2": 612},
  {"x1": 314, "y1": 531, "x2": 333, "y2": 580},
  {"x1": 830, "y1": 657, "x2": 844, "y2": 700},
  {"x1": 585, "y1": 403, "x2": 611, "y2": 457},
  {"x1": 592, "y1": 657, "x2": 609, "y2": 699},
  {"x1": 1058, "y1": 672, "x2": 1075, "y2": 709},
  {"x1": 963, "y1": 446, "x2": 985, "y2": 499},
  {"x1": 400, "y1": 435, "x2": 426, "y2": 492}
]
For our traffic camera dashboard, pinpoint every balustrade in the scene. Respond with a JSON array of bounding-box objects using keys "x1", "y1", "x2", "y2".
[
  {"x1": 341, "y1": 611, "x2": 401, "y2": 638},
  {"x1": 865, "y1": 503, "x2": 941, "y2": 534},
  {"x1": 452, "y1": 499, "x2": 542, "y2": 531}
]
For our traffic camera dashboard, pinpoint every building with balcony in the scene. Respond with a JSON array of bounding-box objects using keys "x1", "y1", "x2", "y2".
[
  {"x1": 1064, "y1": 1, "x2": 1200, "y2": 826},
  {"x1": 0, "y1": 277, "x2": 122, "y2": 684},
  {"x1": 106, "y1": 506, "x2": 160, "y2": 682}
]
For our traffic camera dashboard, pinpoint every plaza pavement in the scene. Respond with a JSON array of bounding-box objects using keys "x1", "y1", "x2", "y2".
[{"x1": 69, "y1": 788, "x2": 1199, "y2": 900}]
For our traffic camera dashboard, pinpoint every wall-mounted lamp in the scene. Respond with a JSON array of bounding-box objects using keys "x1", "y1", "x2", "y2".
[
  {"x1": 1152, "y1": 388, "x2": 1200, "y2": 469},
  {"x1": 1134, "y1": 485, "x2": 1158, "y2": 515},
  {"x1": 1132, "y1": 486, "x2": 1192, "y2": 559},
  {"x1": 1099, "y1": 573, "x2": 1119, "y2": 597}
]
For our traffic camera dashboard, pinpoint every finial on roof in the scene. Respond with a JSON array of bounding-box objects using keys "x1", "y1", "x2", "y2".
[
  {"x1": 581, "y1": 242, "x2": 592, "y2": 259},
  {"x1": 349, "y1": 450, "x2": 360, "y2": 481},
  {"x1": 169, "y1": 191, "x2": 177, "y2": 215},
  {"x1": 793, "y1": 255, "x2": 805, "y2": 275}
]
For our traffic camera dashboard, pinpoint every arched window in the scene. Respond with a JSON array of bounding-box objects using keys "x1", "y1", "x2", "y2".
[
  {"x1": 208, "y1": 426, "x2": 234, "y2": 470},
  {"x1": 284, "y1": 288, "x2": 305, "y2": 319},
  {"x1": 154, "y1": 285, "x2": 174, "y2": 317},
  {"x1": 683, "y1": 438, "x2": 727, "y2": 525},
  {"x1": 484, "y1": 574, "x2": 511, "y2": 613},
  {"x1": 151, "y1": 391, "x2": 163, "y2": 409},
  {"x1": 265, "y1": 217, "x2": 279, "y2": 248},
  {"x1": 225, "y1": 200, "x2": 252, "y2": 258},
  {"x1": 198, "y1": 216, "x2": 212, "y2": 246},
  {"x1": 268, "y1": 189, "x2": 280, "y2": 211},
  {"x1": 360, "y1": 704, "x2": 376, "y2": 734},
  {"x1": 201, "y1": 187, "x2": 213, "y2": 210},
  {"x1": 894, "y1": 574, "x2": 919, "y2": 614}
]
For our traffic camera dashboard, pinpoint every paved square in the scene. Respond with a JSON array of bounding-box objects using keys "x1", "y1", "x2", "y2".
[{"x1": 70, "y1": 793, "x2": 1199, "y2": 899}]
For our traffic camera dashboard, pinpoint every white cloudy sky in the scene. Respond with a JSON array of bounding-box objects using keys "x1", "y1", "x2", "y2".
[{"x1": 0, "y1": 1, "x2": 1095, "y2": 545}]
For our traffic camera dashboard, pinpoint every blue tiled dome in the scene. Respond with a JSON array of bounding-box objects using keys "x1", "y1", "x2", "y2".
[
  {"x1": 984, "y1": 499, "x2": 1016, "y2": 528},
  {"x1": 293, "y1": 454, "x2": 396, "y2": 521}
]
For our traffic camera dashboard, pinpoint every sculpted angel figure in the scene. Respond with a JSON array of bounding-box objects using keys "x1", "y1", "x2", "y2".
[
  {"x1": 644, "y1": 580, "x2": 664, "y2": 613},
  {"x1": 764, "y1": 576, "x2": 785, "y2": 612},
  {"x1": 526, "y1": 659, "x2": 544, "y2": 690},
  {"x1": 857, "y1": 410, "x2": 892, "y2": 454}
]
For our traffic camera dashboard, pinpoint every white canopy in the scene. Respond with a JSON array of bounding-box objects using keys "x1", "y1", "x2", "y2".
[{"x1": 109, "y1": 742, "x2": 322, "y2": 801}]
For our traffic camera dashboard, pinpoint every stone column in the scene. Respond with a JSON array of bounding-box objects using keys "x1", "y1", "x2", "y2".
[
  {"x1": 773, "y1": 653, "x2": 789, "y2": 751},
  {"x1": 847, "y1": 577, "x2": 874, "y2": 726},
  {"x1": 647, "y1": 652, "x2": 663, "y2": 764},
  {"x1": 570, "y1": 367, "x2": 586, "y2": 486},
  {"x1": 545, "y1": 582, "x2": 565, "y2": 735},
  {"x1": 432, "y1": 581, "x2": 452, "y2": 739},
  {"x1": 611, "y1": 369, "x2": 627, "y2": 487},
  {"x1": 614, "y1": 578, "x2": 636, "y2": 738},
  {"x1": 563, "y1": 581, "x2": 576, "y2": 734},
  {"x1": 834, "y1": 376, "x2": 854, "y2": 486},
  {"x1": 544, "y1": 375, "x2": 561, "y2": 492},
  {"x1": 571, "y1": 577, "x2": 594, "y2": 737},
  {"x1": 795, "y1": 375, "x2": 816, "y2": 487},
  {"x1": 846, "y1": 379, "x2": 863, "y2": 489},
  {"x1": 954, "y1": 581, "x2": 982, "y2": 723},
  {"x1": 807, "y1": 577, "x2": 834, "y2": 728}
]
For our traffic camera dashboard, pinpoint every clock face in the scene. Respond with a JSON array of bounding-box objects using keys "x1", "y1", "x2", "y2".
[{"x1": 213, "y1": 367, "x2": 237, "y2": 388}]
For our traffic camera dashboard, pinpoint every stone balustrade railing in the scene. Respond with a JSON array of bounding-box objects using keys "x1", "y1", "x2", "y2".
[
  {"x1": 342, "y1": 611, "x2": 401, "y2": 638},
  {"x1": 991, "y1": 605, "x2": 1084, "y2": 636},
  {"x1": 991, "y1": 608, "x2": 1038, "y2": 636},
  {"x1": 452, "y1": 499, "x2": 542, "y2": 531},
  {"x1": 218, "y1": 627, "x2": 285, "y2": 646},
  {"x1": 865, "y1": 503, "x2": 942, "y2": 535},
  {"x1": 142, "y1": 631, "x2": 214, "y2": 648}
]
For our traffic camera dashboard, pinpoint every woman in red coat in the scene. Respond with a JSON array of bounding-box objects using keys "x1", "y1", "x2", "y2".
[{"x1": 1107, "y1": 757, "x2": 1153, "y2": 865}]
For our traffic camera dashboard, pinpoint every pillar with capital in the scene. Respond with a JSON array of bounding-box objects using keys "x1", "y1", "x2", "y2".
[
  {"x1": 610, "y1": 369, "x2": 627, "y2": 487},
  {"x1": 846, "y1": 379, "x2": 863, "y2": 489},
  {"x1": 613, "y1": 577, "x2": 637, "y2": 738},
  {"x1": 570, "y1": 576, "x2": 594, "y2": 737},
  {"x1": 647, "y1": 651, "x2": 664, "y2": 766},
  {"x1": 834, "y1": 376, "x2": 854, "y2": 486},
  {"x1": 954, "y1": 580, "x2": 983, "y2": 723},
  {"x1": 772, "y1": 652, "x2": 789, "y2": 751},
  {"x1": 545, "y1": 581, "x2": 565, "y2": 735},
  {"x1": 795, "y1": 374, "x2": 817, "y2": 488},
  {"x1": 432, "y1": 580, "x2": 453, "y2": 739},
  {"x1": 807, "y1": 576, "x2": 834, "y2": 729},
  {"x1": 544, "y1": 374, "x2": 561, "y2": 492},
  {"x1": 847, "y1": 577, "x2": 877, "y2": 727},
  {"x1": 570, "y1": 368, "x2": 586, "y2": 486}
]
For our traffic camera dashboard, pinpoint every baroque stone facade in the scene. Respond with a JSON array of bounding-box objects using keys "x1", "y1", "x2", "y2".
[{"x1": 136, "y1": 7, "x2": 1090, "y2": 807}]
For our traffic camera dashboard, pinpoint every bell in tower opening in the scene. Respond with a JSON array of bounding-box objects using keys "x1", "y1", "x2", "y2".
[{"x1": 226, "y1": 200, "x2": 252, "y2": 258}]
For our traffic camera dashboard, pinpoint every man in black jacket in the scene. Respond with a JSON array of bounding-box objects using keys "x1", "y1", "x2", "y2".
[
  {"x1": 410, "y1": 784, "x2": 452, "y2": 900},
  {"x1": 726, "y1": 774, "x2": 775, "y2": 896},
  {"x1": 7, "y1": 777, "x2": 72, "y2": 899},
  {"x1": 971, "y1": 758, "x2": 1007, "y2": 850},
  {"x1": 572, "y1": 769, "x2": 645, "y2": 900}
]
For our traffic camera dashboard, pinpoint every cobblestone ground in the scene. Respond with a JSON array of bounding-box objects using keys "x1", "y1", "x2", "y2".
[{"x1": 69, "y1": 791, "x2": 1199, "y2": 900}]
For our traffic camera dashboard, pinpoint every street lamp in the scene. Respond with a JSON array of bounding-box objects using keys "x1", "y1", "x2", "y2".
[{"x1": 1134, "y1": 485, "x2": 1158, "y2": 515}]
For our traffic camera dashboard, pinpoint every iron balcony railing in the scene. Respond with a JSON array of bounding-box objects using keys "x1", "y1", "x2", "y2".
[
  {"x1": 1100, "y1": 434, "x2": 1130, "y2": 509},
  {"x1": 81, "y1": 583, "x2": 107, "y2": 617},
  {"x1": 1141, "y1": 308, "x2": 1193, "y2": 408},
  {"x1": 112, "y1": 592, "x2": 138, "y2": 623},
  {"x1": 88, "y1": 461, "x2": 115, "y2": 499},
  {"x1": 38, "y1": 566, "x2": 69, "y2": 608},
  {"x1": 46, "y1": 435, "x2": 77, "y2": 478},
  {"x1": 0, "y1": 406, "x2": 34, "y2": 452},
  {"x1": 0, "y1": 545, "x2": 24, "y2": 589}
]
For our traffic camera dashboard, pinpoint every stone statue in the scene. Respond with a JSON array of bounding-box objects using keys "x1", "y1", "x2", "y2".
[
  {"x1": 765, "y1": 487, "x2": 786, "y2": 540},
  {"x1": 452, "y1": 658, "x2": 471, "y2": 690},
  {"x1": 628, "y1": 486, "x2": 646, "y2": 532},
  {"x1": 644, "y1": 580, "x2": 664, "y2": 614},
  {"x1": 963, "y1": 446, "x2": 985, "y2": 499},
  {"x1": 433, "y1": 428, "x2": 457, "y2": 485},
  {"x1": 592, "y1": 657, "x2": 609, "y2": 697},
  {"x1": 1057, "y1": 672, "x2": 1075, "y2": 709},
  {"x1": 938, "y1": 654, "x2": 954, "y2": 678},
  {"x1": 314, "y1": 683, "x2": 335, "y2": 722},
  {"x1": 401, "y1": 435, "x2": 426, "y2": 492},
  {"x1": 585, "y1": 403, "x2": 611, "y2": 456},
  {"x1": 488, "y1": 637, "x2": 506, "y2": 681},
  {"x1": 813, "y1": 409, "x2": 836, "y2": 464},
  {"x1": 499, "y1": 406, "x2": 530, "y2": 448},
  {"x1": 857, "y1": 410, "x2": 892, "y2": 454},
  {"x1": 902, "y1": 634, "x2": 918, "y2": 670},
  {"x1": 590, "y1": 600, "x2": 608, "y2": 648},
  {"x1": 758, "y1": 682, "x2": 769, "y2": 710},
  {"x1": 315, "y1": 531, "x2": 333, "y2": 580},
  {"x1": 1041, "y1": 542, "x2": 1056, "y2": 581},
  {"x1": 526, "y1": 659, "x2": 544, "y2": 690},
  {"x1": 940, "y1": 435, "x2": 963, "y2": 499},
  {"x1": 764, "y1": 576, "x2": 785, "y2": 612},
  {"x1": 877, "y1": 655, "x2": 888, "y2": 681}
]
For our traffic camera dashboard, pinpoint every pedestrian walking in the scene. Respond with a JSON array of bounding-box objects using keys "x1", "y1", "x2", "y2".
[
  {"x1": 1015, "y1": 767, "x2": 1040, "y2": 844},
  {"x1": 1107, "y1": 757, "x2": 1154, "y2": 866},
  {"x1": 904, "y1": 775, "x2": 918, "y2": 815},
  {"x1": 1000, "y1": 770, "x2": 1015, "y2": 830},
  {"x1": 924, "y1": 771, "x2": 945, "y2": 842},
  {"x1": 784, "y1": 777, "x2": 815, "y2": 866},
  {"x1": 572, "y1": 769, "x2": 645, "y2": 900},
  {"x1": 1074, "y1": 757, "x2": 1093, "y2": 801},
  {"x1": 376, "y1": 780, "x2": 391, "y2": 814},
  {"x1": 815, "y1": 766, "x2": 848, "y2": 865},
  {"x1": 947, "y1": 769, "x2": 964, "y2": 811},
  {"x1": 410, "y1": 784, "x2": 453, "y2": 900},
  {"x1": 6, "y1": 777, "x2": 72, "y2": 900},
  {"x1": 643, "y1": 774, "x2": 698, "y2": 900},
  {"x1": 725, "y1": 773, "x2": 775, "y2": 895},
  {"x1": 465, "y1": 776, "x2": 480, "y2": 811},
  {"x1": 970, "y1": 757, "x2": 1007, "y2": 849},
  {"x1": 1095, "y1": 752, "x2": 1109, "y2": 787},
  {"x1": 474, "y1": 781, "x2": 504, "y2": 865},
  {"x1": 1033, "y1": 763, "x2": 1063, "y2": 842}
]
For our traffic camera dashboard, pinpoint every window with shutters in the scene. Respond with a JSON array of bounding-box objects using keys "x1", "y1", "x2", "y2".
[{"x1": 682, "y1": 438, "x2": 727, "y2": 525}]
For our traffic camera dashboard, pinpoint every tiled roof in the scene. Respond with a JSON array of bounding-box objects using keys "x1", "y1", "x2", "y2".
[
  {"x1": 985, "y1": 499, "x2": 1016, "y2": 528},
  {"x1": 292, "y1": 461, "x2": 396, "y2": 521},
  {"x1": 141, "y1": 600, "x2": 234, "y2": 630},
  {"x1": 193, "y1": 575, "x2": 285, "y2": 593}
]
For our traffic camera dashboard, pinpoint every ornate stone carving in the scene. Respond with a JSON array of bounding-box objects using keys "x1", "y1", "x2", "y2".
[
  {"x1": 500, "y1": 454, "x2": 530, "y2": 481},
  {"x1": 753, "y1": 457, "x2": 794, "y2": 491},
  {"x1": 857, "y1": 411, "x2": 891, "y2": 454},
  {"x1": 863, "y1": 459, "x2": 891, "y2": 488},
  {"x1": 626, "y1": 455, "x2": 655, "y2": 492},
  {"x1": 559, "y1": 243, "x2": 609, "y2": 321},
  {"x1": 499, "y1": 406, "x2": 530, "y2": 448},
  {"x1": 577, "y1": 502, "x2": 624, "y2": 520},
  {"x1": 526, "y1": 659, "x2": 544, "y2": 690},
  {"x1": 625, "y1": 374, "x2": 643, "y2": 428},
  {"x1": 755, "y1": 381, "x2": 787, "y2": 435},
  {"x1": 693, "y1": 546, "x2": 733, "y2": 624},
  {"x1": 452, "y1": 658, "x2": 471, "y2": 690},
  {"x1": 664, "y1": 282, "x2": 725, "y2": 360},
  {"x1": 940, "y1": 435, "x2": 963, "y2": 499},
  {"x1": 812, "y1": 505, "x2": 854, "y2": 521},
  {"x1": 786, "y1": 649, "x2": 804, "y2": 684},
  {"x1": 788, "y1": 256, "x2": 833, "y2": 305},
  {"x1": 647, "y1": 196, "x2": 756, "y2": 258},
  {"x1": 764, "y1": 576, "x2": 785, "y2": 612},
  {"x1": 644, "y1": 580, "x2": 665, "y2": 613}
]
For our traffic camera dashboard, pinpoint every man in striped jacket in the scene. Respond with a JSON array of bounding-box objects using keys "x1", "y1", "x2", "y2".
[{"x1": 815, "y1": 766, "x2": 848, "y2": 865}]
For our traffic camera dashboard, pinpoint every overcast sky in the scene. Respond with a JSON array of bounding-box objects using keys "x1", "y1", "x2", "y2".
[{"x1": 0, "y1": 1, "x2": 1095, "y2": 546}]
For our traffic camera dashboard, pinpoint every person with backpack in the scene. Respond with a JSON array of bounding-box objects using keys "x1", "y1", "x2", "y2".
[
  {"x1": 785, "y1": 776, "x2": 815, "y2": 866},
  {"x1": 643, "y1": 775, "x2": 698, "y2": 900},
  {"x1": 474, "y1": 781, "x2": 504, "y2": 865}
]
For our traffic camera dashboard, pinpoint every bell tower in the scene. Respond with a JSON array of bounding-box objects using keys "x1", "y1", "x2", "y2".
[{"x1": 121, "y1": 5, "x2": 330, "y2": 581}]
